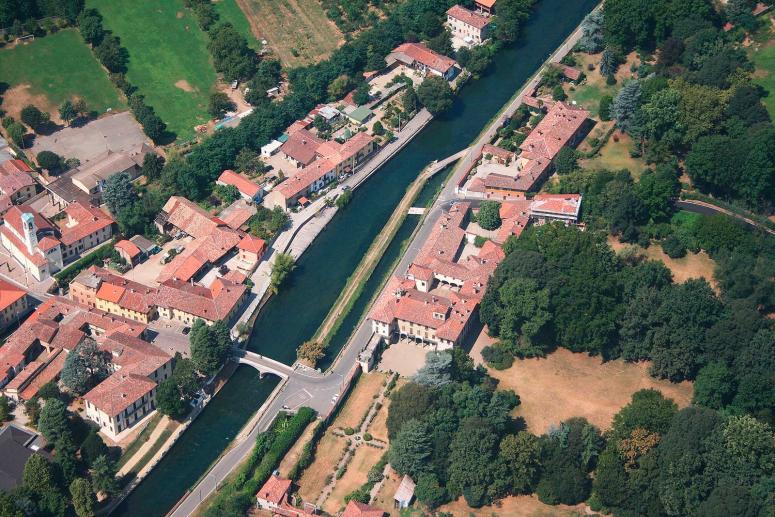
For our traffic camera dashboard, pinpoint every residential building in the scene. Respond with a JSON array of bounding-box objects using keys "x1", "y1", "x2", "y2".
[
  {"x1": 341, "y1": 500, "x2": 385, "y2": 517},
  {"x1": 0, "y1": 159, "x2": 37, "y2": 216},
  {"x1": 394, "y1": 475, "x2": 415, "y2": 509},
  {"x1": 370, "y1": 203, "x2": 504, "y2": 349},
  {"x1": 70, "y1": 266, "x2": 157, "y2": 323},
  {"x1": 343, "y1": 106, "x2": 374, "y2": 125},
  {"x1": 265, "y1": 132, "x2": 375, "y2": 210},
  {"x1": 255, "y1": 474, "x2": 317, "y2": 516},
  {"x1": 279, "y1": 129, "x2": 325, "y2": 168},
  {"x1": 386, "y1": 43, "x2": 459, "y2": 81},
  {"x1": 462, "y1": 101, "x2": 589, "y2": 198},
  {"x1": 83, "y1": 331, "x2": 172, "y2": 438},
  {"x1": 46, "y1": 144, "x2": 154, "y2": 209},
  {"x1": 0, "y1": 296, "x2": 146, "y2": 398},
  {"x1": 217, "y1": 169, "x2": 263, "y2": 202},
  {"x1": 0, "y1": 424, "x2": 49, "y2": 491},
  {"x1": 446, "y1": 5, "x2": 492, "y2": 45},
  {"x1": 155, "y1": 277, "x2": 248, "y2": 326},
  {"x1": 115, "y1": 239, "x2": 143, "y2": 267},
  {"x1": 0, "y1": 279, "x2": 30, "y2": 332},
  {"x1": 529, "y1": 193, "x2": 582, "y2": 224},
  {"x1": 475, "y1": 0, "x2": 495, "y2": 15},
  {"x1": 237, "y1": 234, "x2": 266, "y2": 268},
  {"x1": 57, "y1": 202, "x2": 115, "y2": 262}
]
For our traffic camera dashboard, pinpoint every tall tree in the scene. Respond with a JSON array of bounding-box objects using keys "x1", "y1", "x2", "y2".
[
  {"x1": 389, "y1": 418, "x2": 432, "y2": 478},
  {"x1": 37, "y1": 398, "x2": 71, "y2": 444},
  {"x1": 69, "y1": 478, "x2": 95, "y2": 517},
  {"x1": 102, "y1": 172, "x2": 137, "y2": 216}
]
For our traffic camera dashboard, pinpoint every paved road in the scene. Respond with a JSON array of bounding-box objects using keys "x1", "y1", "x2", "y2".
[
  {"x1": 676, "y1": 199, "x2": 775, "y2": 236},
  {"x1": 170, "y1": 17, "x2": 593, "y2": 515}
]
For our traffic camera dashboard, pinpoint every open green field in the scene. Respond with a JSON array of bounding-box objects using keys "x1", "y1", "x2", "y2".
[
  {"x1": 0, "y1": 29, "x2": 124, "y2": 120},
  {"x1": 87, "y1": 0, "x2": 217, "y2": 140},
  {"x1": 751, "y1": 42, "x2": 775, "y2": 118},
  {"x1": 213, "y1": 0, "x2": 261, "y2": 50}
]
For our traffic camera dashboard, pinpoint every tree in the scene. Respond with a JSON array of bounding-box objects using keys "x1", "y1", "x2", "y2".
[
  {"x1": 22, "y1": 454, "x2": 56, "y2": 496},
  {"x1": 38, "y1": 398, "x2": 71, "y2": 444},
  {"x1": 487, "y1": 277, "x2": 551, "y2": 357},
  {"x1": 20, "y1": 105, "x2": 49, "y2": 132},
  {"x1": 402, "y1": 84, "x2": 419, "y2": 114},
  {"x1": 353, "y1": 83, "x2": 370, "y2": 105},
  {"x1": 78, "y1": 9, "x2": 105, "y2": 44},
  {"x1": 599, "y1": 94, "x2": 613, "y2": 121},
  {"x1": 190, "y1": 320, "x2": 232, "y2": 376},
  {"x1": 610, "y1": 389, "x2": 677, "y2": 442},
  {"x1": 70, "y1": 478, "x2": 95, "y2": 517},
  {"x1": 95, "y1": 35, "x2": 126, "y2": 73},
  {"x1": 270, "y1": 253, "x2": 295, "y2": 293},
  {"x1": 413, "y1": 351, "x2": 452, "y2": 387},
  {"x1": 58, "y1": 100, "x2": 77, "y2": 126},
  {"x1": 208, "y1": 92, "x2": 235, "y2": 118},
  {"x1": 635, "y1": 163, "x2": 679, "y2": 221},
  {"x1": 417, "y1": 76, "x2": 453, "y2": 115},
  {"x1": 80, "y1": 430, "x2": 109, "y2": 467},
  {"x1": 447, "y1": 417, "x2": 500, "y2": 507},
  {"x1": 207, "y1": 23, "x2": 257, "y2": 81},
  {"x1": 0, "y1": 395, "x2": 10, "y2": 422},
  {"x1": 576, "y1": 10, "x2": 604, "y2": 53},
  {"x1": 36, "y1": 150, "x2": 63, "y2": 172},
  {"x1": 494, "y1": 0, "x2": 533, "y2": 43},
  {"x1": 102, "y1": 172, "x2": 137, "y2": 216},
  {"x1": 327, "y1": 75, "x2": 352, "y2": 100},
  {"x1": 25, "y1": 398, "x2": 41, "y2": 427},
  {"x1": 477, "y1": 201, "x2": 501, "y2": 230},
  {"x1": 386, "y1": 382, "x2": 435, "y2": 438},
  {"x1": 599, "y1": 47, "x2": 621, "y2": 77},
  {"x1": 60, "y1": 339, "x2": 110, "y2": 395},
  {"x1": 7, "y1": 122, "x2": 25, "y2": 148},
  {"x1": 389, "y1": 418, "x2": 432, "y2": 478},
  {"x1": 662, "y1": 234, "x2": 686, "y2": 258},
  {"x1": 415, "y1": 472, "x2": 448, "y2": 508},
  {"x1": 553, "y1": 146, "x2": 578, "y2": 174},
  {"x1": 426, "y1": 29, "x2": 453, "y2": 56},
  {"x1": 141, "y1": 152, "x2": 164, "y2": 181},
  {"x1": 611, "y1": 79, "x2": 642, "y2": 133},
  {"x1": 498, "y1": 431, "x2": 540, "y2": 493},
  {"x1": 297, "y1": 340, "x2": 325, "y2": 365},
  {"x1": 157, "y1": 357, "x2": 199, "y2": 419},
  {"x1": 90, "y1": 455, "x2": 118, "y2": 495}
]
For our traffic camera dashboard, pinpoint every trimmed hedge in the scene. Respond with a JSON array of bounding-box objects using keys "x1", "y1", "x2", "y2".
[
  {"x1": 54, "y1": 240, "x2": 116, "y2": 287},
  {"x1": 203, "y1": 407, "x2": 316, "y2": 516}
]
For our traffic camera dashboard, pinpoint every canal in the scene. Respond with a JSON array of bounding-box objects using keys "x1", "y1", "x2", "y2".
[{"x1": 114, "y1": 0, "x2": 596, "y2": 513}]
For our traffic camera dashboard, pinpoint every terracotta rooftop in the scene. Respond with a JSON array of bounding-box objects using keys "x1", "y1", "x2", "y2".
[
  {"x1": 280, "y1": 129, "x2": 324, "y2": 166},
  {"x1": 83, "y1": 372, "x2": 157, "y2": 418},
  {"x1": 238, "y1": 234, "x2": 266, "y2": 254},
  {"x1": 447, "y1": 5, "x2": 491, "y2": 29},
  {"x1": 530, "y1": 193, "x2": 582, "y2": 217},
  {"x1": 155, "y1": 277, "x2": 247, "y2": 321},
  {"x1": 217, "y1": 170, "x2": 262, "y2": 198},
  {"x1": 342, "y1": 500, "x2": 385, "y2": 517},
  {"x1": 519, "y1": 101, "x2": 589, "y2": 162},
  {"x1": 58, "y1": 202, "x2": 114, "y2": 247},
  {"x1": 161, "y1": 196, "x2": 220, "y2": 240},
  {"x1": 275, "y1": 158, "x2": 336, "y2": 200},
  {"x1": 0, "y1": 278, "x2": 26, "y2": 312},
  {"x1": 115, "y1": 239, "x2": 142, "y2": 259},
  {"x1": 0, "y1": 159, "x2": 35, "y2": 197},
  {"x1": 256, "y1": 474, "x2": 292, "y2": 505},
  {"x1": 388, "y1": 43, "x2": 457, "y2": 75}
]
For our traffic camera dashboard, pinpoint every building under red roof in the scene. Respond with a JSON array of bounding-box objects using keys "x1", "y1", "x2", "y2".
[
  {"x1": 446, "y1": 4, "x2": 491, "y2": 30},
  {"x1": 256, "y1": 474, "x2": 292, "y2": 506},
  {"x1": 217, "y1": 170, "x2": 262, "y2": 200},
  {"x1": 387, "y1": 43, "x2": 458, "y2": 78},
  {"x1": 0, "y1": 279, "x2": 26, "y2": 312},
  {"x1": 341, "y1": 500, "x2": 385, "y2": 517}
]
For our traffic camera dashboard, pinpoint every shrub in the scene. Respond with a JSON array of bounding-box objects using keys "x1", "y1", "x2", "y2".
[
  {"x1": 344, "y1": 427, "x2": 355, "y2": 436},
  {"x1": 481, "y1": 344, "x2": 514, "y2": 370},
  {"x1": 474, "y1": 235, "x2": 488, "y2": 248},
  {"x1": 363, "y1": 432, "x2": 372, "y2": 441},
  {"x1": 662, "y1": 234, "x2": 687, "y2": 258}
]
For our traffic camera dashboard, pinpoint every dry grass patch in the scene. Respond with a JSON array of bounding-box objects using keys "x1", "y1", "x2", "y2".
[
  {"x1": 297, "y1": 432, "x2": 348, "y2": 503},
  {"x1": 371, "y1": 466, "x2": 402, "y2": 515},
  {"x1": 608, "y1": 237, "x2": 718, "y2": 290},
  {"x1": 581, "y1": 131, "x2": 648, "y2": 178},
  {"x1": 277, "y1": 421, "x2": 318, "y2": 477},
  {"x1": 323, "y1": 445, "x2": 382, "y2": 514},
  {"x1": 489, "y1": 347, "x2": 693, "y2": 435},
  {"x1": 235, "y1": 0, "x2": 342, "y2": 67},
  {"x1": 439, "y1": 494, "x2": 586, "y2": 517},
  {"x1": 333, "y1": 372, "x2": 387, "y2": 430}
]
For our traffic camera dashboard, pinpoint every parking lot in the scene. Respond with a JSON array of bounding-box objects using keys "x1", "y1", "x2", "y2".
[{"x1": 122, "y1": 236, "x2": 193, "y2": 286}]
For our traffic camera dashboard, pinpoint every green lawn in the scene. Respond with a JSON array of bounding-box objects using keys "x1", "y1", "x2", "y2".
[
  {"x1": 751, "y1": 43, "x2": 775, "y2": 118},
  {"x1": 581, "y1": 131, "x2": 648, "y2": 178},
  {"x1": 213, "y1": 0, "x2": 261, "y2": 50},
  {"x1": 87, "y1": 0, "x2": 218, "y2": 140},
  {"x1": 0, "y1": 29, "x2": 124, "y2": 117}
]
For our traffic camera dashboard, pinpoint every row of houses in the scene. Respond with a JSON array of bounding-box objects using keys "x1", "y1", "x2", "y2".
[{"x1": 368, "y1": 195, "x2": 581, "y2": 349}]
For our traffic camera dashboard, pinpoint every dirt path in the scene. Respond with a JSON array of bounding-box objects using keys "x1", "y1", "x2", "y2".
[{"x1": 117, "y1": 415, "x2": 171, "y2": 477}]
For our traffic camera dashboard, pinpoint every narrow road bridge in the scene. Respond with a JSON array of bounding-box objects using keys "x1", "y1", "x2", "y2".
[
  {"x1": 232, "y1": 349, "x2": 295, "y2": 379},
  {"x1": 426, "y1": 148, "x2": 469, "y2": 177}
]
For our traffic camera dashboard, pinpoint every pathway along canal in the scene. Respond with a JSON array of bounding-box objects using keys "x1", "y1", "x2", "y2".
[{"x1": 114, "y1": 0, "x2": 596, "y2": 513}]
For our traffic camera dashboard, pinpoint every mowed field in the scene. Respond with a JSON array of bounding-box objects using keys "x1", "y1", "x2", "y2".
[
  {"x1": 87, "y1": 0, "x2": 217, "y2": 140},
  {"x1": 213, "y1": 0, "x2": 261, "y2": 50},
  {"x1": 0, "y1": 29, "x2": 124, "y2": 121},
  {"x1": 235, "y1": 0, "x2": 342, "y2": 67},
  {"x1": 751, "y1": 39, "x2": 775, "y2": 118},
  {"x1": 487, "y1": 347, "x2": 693, "y2": 434}
]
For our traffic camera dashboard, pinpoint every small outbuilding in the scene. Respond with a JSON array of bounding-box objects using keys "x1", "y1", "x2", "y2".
[
  {"x1": 115, "y1": 239, "x2": 143, "y2": 267},
  {"x1": 393, "y1": 474, "x2": 415, "y2": 509}
]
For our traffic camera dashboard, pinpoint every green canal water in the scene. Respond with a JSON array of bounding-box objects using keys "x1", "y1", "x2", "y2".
[{"x1": 114, "y1": 0, "x2": 596, "y2": 513}]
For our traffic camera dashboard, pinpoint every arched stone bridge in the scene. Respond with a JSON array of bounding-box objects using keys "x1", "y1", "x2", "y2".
[{"x1": 232, "y1": 348, "x2": 295, "y2": 379}]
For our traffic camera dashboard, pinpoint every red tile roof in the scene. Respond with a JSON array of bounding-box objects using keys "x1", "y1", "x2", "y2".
[
  {"x1": 115, "y1": 239, "x2": 141, "y2": 259},
  {"x1": 162, "y1": 197, "x2": 220, "y2": 240},
  {"x1": 275, "y1": 158, "x2": 336, "y2": 200},
  {"x1": 481, "y1": 144, "x2": 514, "y2": 162},
  {"x1": 58, "y1": 202, "x2": 113, "y2": 247},
  {"x1": 342, "y1": 500, "x2": 385, "y2": 517},
  {"x1": 238, "y1": 235, "x2": 266, "y2": 254},
  {"x1": 560, "y1": 64, "x2": 582, "y2": 81},
  {"x1": 0, "y1": 159, "x2": 35, "y2": 196},
  {"x1": 520, "y1": 101, "x2": 589, "y2": 162},
  {"x1": 447, "y1": 5, "x2": 491, "y2": 30},
  {"x1": 390, "y1": 43, "x2": 457, "y2": 76},
  {"x1": 0, "y1": 278, "x2": 26, "y2": 312},
  {"x1": 96, "y1": 283, "x2": 125, "y2": 304},
  {"x1": 530, "y1": 193, "x2": 582, "y2": 217},
  {"x1": 256, "y1": 474, "x2": 292, "y2": 505},
  {"x1": 217, "y1": 170, "x2": 262, "y2": 199},
  {"x1": 83, "y1": 372, "x2": 157, "y2": 417},
  {"x1": 280, "y1": 129, "x2": 324, "y2": 166},
  {"x1": 155, "y1": 277, "x2": 247, "y2": 322}
]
